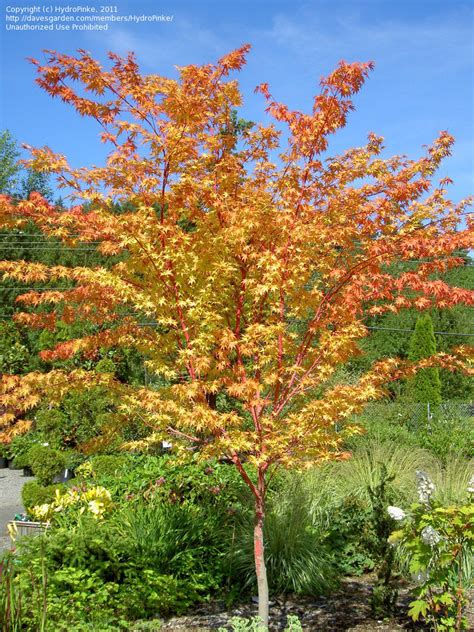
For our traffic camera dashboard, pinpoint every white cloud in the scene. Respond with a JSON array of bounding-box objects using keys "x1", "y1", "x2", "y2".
[
  {"x1": 269, "y1": 10, "x2": 472, "y2": 69},
  {"x1": 87, "y1": 19, "x2": 227, "y2": 71}
]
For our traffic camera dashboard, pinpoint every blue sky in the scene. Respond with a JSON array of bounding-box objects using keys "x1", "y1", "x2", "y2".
[{"x1": 1, "y1": 0, "x2": 473, "y2": 201}]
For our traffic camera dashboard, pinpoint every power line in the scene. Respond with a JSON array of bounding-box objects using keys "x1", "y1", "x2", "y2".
[
  {"x1": 0, "y1": 239, "x2": 100, "y2": 244},
  {"x1": 0, "y1": 233, "x2": 98, "y2": 238},
  {"x1": 0, "y1": 242, "x2": 101, "y2": 247},
  {"x1": 0, "y1": 286, "x2": 75, "y2": 291},
  {"x1": 0, "y1": 246, "x2": 100, "y2": 252},
  {"x1": 0, "y1": 248, "x2": 471, "y2": 264},
  {"x1": 389, "y1": 261, "x2": 474, "y2": 267},
  {"x1": 366, "y1": 326, "x2": 474, "y2": 337},
  {"x1": 5, "y1": 316, "x2": 471, "y2": 338},
  {"x1": 0, "y1": 238, "x2": 101, "y2": 242}
]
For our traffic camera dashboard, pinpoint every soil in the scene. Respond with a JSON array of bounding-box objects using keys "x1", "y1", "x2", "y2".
[{"x1": 158, "y1": 575, "x2": 473, "y2": 631}]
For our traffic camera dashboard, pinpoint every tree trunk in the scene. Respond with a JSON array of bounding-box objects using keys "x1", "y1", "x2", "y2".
[{"x1": 254, "y1": 485, "x2": 269, "y2": 627}]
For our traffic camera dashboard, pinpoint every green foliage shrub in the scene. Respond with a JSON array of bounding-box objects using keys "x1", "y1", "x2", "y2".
[
  {"x1": 81, "y1": 453, "x2": 251, "y2": 518},
  {"x1": 118, "y1": 567, "x2": 211, "y2": 619},
  {"x1": 34, "y1": 409, "x2": 67, "y2": 443},
  {"x1": 44, "y1": 567, "x2": 124, "y2": 629},
  {"x1": 10, "y1": 433, "x2": 83, "y2": 473},
  {"x1": 4, "y1": 519, "x2": 123, "y2": 629},
  {"x1": 4, "y1": 455, "x2": 252, "y2": 629},
  {"x1": 32, "y1": 384, "x2": 151, "y2": 453},
  {"x1": 8, "y1": 432, "x2": 40, "y2": 466},
  {"x1": 322, "y1": 496, "x2": 377, "y2": 575},
  {"x1": 62, "y1": 449, "x2": 86, "y2": 471},
  {"x1": 415, "y1": 417, "x2": 474, "y2": 461},
  {"x1": 28, "y1": 445, "x2": 65, "y2": 485},
  {"x1": 347, "y1": 410, "x2": 473, "y2": 462},
  {"x1": 0, "y1": 321, "x2": 29, "y2": 374},
  {"x1": 406, "y1": 314, "x2": 442, "y2": 404},
  {"x1": 147, "y1": 455, "x2": 250, "y2": 512},
  {"x1": 8, "y1": 502, "x2": 224, "y2": 629},
  {"x1": 95, "y1": 358, "x2": 116, "y2": 374},
  {"x1": 299, "y1": 441, "x2": 473, "y2": 580},
  {"x1": 127, "y1": 622, "x2": 162, "y2": 632},
  {"x1": 390, "y1": 479, "x2": 473, "y2": 630},
  {"x1": 21, "y1": 481, "x2": 64, "y2": 512},
  {"x1": 89, "y1": 454, "x2": 129, "y2": 478},
  {"x1": 297, "y1": 462, "x2": 379, "y2": 575},
  {"x1": 10, "y1": 451, "x2": 30, "y2": 469},
  {"x1": 113, "y1": 499, "x2": 225, "y2": 589},
  {"x1": 34, "y1": 388, "x2": 115, "y2": 450}
]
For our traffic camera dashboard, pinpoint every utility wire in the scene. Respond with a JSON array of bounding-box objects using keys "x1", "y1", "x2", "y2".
[
  {"x1": 0, "y1": 247, "x2": 100, "y2": 252},
  {"x1": 0, "y1": 243, "x2": 101, "y2": 247},
  {"x1": 0, "y1": 233, "x2": 99, "y2": 238},
  {"x1": 0, "y1": 312, "x2": 472, "y2": 337},
  {"x1": 0, "y1": 286, "x2": 75, "y2": 291},
  {"x1": 365, "y1": 326, "x2": 474, "y2": 337},
  {"x1": 0, "y1": 239, "x2": 101, "y2": 243},
  {"x1": 0, "y1": 245, "x2": 471, "y2": 264},
  {"x1": 133, "y1": 323, "x2": 474, "y2": 337}
]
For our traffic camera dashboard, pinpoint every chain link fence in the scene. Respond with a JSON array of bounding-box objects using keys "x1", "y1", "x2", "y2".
[{"x1": 353, "y1": 400, "x2": 473, "y2": 430}]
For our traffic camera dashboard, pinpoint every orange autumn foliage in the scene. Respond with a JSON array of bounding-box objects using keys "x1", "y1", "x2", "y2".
[
  {"x1": 1, "y1": 46, "x2": 473, "y2": 622},
  {"x1": 0, "y1": 45, "x2": 472, "y2": 466}
]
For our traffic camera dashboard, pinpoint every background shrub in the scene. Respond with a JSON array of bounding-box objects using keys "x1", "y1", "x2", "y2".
[
  {"x1": 34, "y1": 388, "x2": 118, "y2": 452},
  {"x1": 348, "y1": 405, "x2": 473, "y2": 461},
  {"x1": 22, "y1": 480, "x2": 64, "y2": 513},
  {"x1": 28, "y1": 445, "x2": 65, "y2": 485},
  {"x1": 89, "y1": 454, "x2": 129, "y2": 479}
]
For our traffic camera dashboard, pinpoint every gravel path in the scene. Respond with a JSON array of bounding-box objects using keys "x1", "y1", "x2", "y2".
[{"x1": 0, "y1": 467, "x2": 29, "y2": 551}]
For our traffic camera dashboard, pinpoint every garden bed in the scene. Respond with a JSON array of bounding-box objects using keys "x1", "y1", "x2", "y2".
[{"x1": 158, "y1": 575, "x2": 473, "y2": 631}]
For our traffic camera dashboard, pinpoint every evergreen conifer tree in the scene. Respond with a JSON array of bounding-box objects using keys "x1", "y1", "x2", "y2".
[{"x1": 407, "y1": 314, "x2": 442, "y2": 403}]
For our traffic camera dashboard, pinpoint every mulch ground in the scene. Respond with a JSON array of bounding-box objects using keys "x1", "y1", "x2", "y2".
[{"x1": 158, "y1": 575, "x2": 473, "y2": 631}]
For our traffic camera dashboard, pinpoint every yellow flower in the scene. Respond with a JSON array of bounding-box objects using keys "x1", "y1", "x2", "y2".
[
  {"x1": 7, "y1": 521, "x2": 18, "y2": 540},
  {"x1": 88, "y1": 500, "x2": 104, "y2": 516},
  {"x1": 31, "y1": 503, "x2": 53, "y2": 521}
]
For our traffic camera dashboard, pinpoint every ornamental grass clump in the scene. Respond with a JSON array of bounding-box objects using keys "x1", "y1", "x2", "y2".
[
  {"x1": 228, "y1": 475, "x2": 338, "y2": 595},
  {"x1": 327, "y1": 439, "x2": 436, "y2": 505},
  {"x1": 429, "y1": 456, "x2": 474, "y2": 505}
]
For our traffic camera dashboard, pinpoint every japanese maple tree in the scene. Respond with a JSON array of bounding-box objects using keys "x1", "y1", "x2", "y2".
[{"x1": 0, "y1": 46, "x2": 473, "y2": 624}]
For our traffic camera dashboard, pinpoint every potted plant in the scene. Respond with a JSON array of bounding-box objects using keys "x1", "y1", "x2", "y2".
[
  {"x1": 0, "y1": 444, "x2": 9, "y2": 468},
  {"x1": 8, "y1": 456, "x2": 23, "y2": 470},
  {"x1": 7, "y1": 433, "x2": 38, "y2": 471},
  {"x1": 52, "y1": 450, "x2": 85, "y2": 483},
  {"x1": 28, "y1": 445, "x2": 66, "y2": 486},
  {"x1": 10, "y1": 451, "x2": 34, "y2": 476}
]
